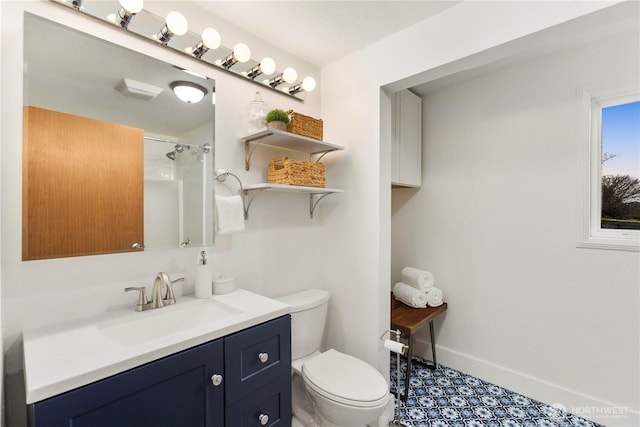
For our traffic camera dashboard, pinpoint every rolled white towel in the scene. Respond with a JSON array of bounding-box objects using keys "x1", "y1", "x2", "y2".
[
  {"x1": 393, "y1": 282, "x2": 427, "y2": 308},
  {"x1": 401, "y1": 267, "x2": 435, "y2": 291},
  {"x1": 425, "y1": 287, "x2": 443, "y2": 307}
]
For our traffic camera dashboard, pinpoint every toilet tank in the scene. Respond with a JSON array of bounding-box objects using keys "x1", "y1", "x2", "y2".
[{"x1": 276, "y1": 289, "x2": 329, "y2": 360}]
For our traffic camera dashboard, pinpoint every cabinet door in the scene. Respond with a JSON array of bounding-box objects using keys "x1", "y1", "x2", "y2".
[
  {"x1": 226, "y1": 374, "x2": 292, "y2": 427},
  {"x1": 391, "y1": 90, "x2": 422, "y2": 188},
  {"x1": 31, "y1": 339, "x2": 224, "y2": 427},
  {"x1": 22, "y1": 106, "x2": 144, "y2": 260},
  {"x1": 225, "y1": 315, "x2": 291, "y2": 405}
]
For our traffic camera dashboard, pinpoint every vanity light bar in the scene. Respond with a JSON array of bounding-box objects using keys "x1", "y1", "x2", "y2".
[{"x1": 52, "y1": 0, "x2": 316, "y2": 100}]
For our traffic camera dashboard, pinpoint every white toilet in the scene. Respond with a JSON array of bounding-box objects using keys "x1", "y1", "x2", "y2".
[{"x1": 277, "y1": 289, "x2": 390, "y2": 427}]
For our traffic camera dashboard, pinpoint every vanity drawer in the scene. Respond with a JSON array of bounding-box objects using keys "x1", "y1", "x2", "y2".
[
  {"x1": 225, "y1": 315, "x2": 291, "y2": 404},
  {"x1": 226, "y1": 373, "x2": 291, "y2": 427}
]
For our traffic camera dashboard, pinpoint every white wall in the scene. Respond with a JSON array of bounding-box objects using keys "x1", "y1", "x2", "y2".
[
  {"x1": 393, "y1": 27, "x2": 639, "y2": 425},
  {"x1": 319, "y1": 0, "x2": 636, "y2": 426},
  {"x1": 1, "y1": 1, "x2": 327, "y2": 424}
]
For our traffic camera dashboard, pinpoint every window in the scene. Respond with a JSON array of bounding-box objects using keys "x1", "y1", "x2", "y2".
[
  {"x1": 601, "y1": 100, "x2": 640, "y2": 230},
  {"x1": 580, "y1": 92, "x2": 640, "y2": 251}
]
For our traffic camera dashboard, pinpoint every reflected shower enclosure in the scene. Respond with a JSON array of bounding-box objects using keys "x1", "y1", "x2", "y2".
[{"x1": 144, "y1": 137, "x2": 213, "y2": 249}]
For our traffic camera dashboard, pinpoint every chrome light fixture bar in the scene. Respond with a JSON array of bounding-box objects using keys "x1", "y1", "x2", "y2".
[{"x1": 50, "y1": 0, "x2": 316, "y2": 101}]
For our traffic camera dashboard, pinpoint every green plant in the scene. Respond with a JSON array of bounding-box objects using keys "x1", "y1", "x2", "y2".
[{"x1": 265, "y1": 109, "x2": 290, "y2": 124}]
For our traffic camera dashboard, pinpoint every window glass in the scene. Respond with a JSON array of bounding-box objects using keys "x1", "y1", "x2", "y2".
[{"x1": 600, "y1": 101, "x2": 640, "y2": 231}]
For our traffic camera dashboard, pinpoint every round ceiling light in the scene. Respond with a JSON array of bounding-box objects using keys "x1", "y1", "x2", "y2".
[{"x1": 170, "y1": 81, "x2": 208, "y2": 103}]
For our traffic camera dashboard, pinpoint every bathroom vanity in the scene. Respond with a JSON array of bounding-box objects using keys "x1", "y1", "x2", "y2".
[{"x1": 23, "y1": 289, "x2": 292, "y2": 427}]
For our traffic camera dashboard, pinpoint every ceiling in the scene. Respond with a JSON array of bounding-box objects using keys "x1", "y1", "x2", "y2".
[{"x1": 193, "y1": 1, "x2": 461, "y2": 67}]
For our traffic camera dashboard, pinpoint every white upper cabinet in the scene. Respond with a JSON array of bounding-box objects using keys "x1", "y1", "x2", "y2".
[{"x1": 391, "y1": 89, "x2": 422, "y2": 188}]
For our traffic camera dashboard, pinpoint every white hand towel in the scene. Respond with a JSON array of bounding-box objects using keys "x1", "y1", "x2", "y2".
[
  {"x1": 393, "y1": 282, "x2": 428, "y2": 308},
  {"x1": 401, "y1": 267, "x2": 435, "y2": 291},
  {"x1": 215, "y1": 195, "x2": 245, "y2": 235},
  {"x1": 425, "y1": 287, "x2": 443, "y2": 307}
]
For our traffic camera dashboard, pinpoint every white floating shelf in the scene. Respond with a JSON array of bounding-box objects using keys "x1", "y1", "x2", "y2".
[
  {"x1": 240, "y1": 128, "x2": 344, "y2": 170},
  {"x1": 244, "y1": 183, "x2": 343, "y2": 194},
  {"x1": 242, "y1": 184, "x2": 344, "y2": 218}
]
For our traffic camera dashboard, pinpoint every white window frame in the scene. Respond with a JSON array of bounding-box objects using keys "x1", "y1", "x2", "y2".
[{"x1": 578, "y1": 90, "x2": 640, "y2": 252}]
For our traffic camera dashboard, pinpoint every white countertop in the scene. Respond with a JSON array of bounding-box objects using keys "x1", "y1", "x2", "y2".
[{"x1": 23, "y1": 289, "x2": 290, "y2": 404}]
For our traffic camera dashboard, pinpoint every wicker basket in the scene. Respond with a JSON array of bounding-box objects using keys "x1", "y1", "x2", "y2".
[
  {"x1": 268, "y1": 157, "x2": 326, "y2": 188},
  {"x1": 287, "y1": 110, "x2": 323, "y2": 140}
]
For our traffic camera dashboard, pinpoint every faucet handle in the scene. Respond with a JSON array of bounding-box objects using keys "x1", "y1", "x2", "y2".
[
  {"x1": 124, "y1": 287, "x2": 149, "y2": 311},
  {"x1": 164, "y1": 277, "x2": 185, "y2": 305}
]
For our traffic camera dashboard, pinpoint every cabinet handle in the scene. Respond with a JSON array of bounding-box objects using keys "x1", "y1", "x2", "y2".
[
  {"x1": 210, "y1": 374, "x2": 223, "y2": 386},
  {"x1": 258, "y1": 413, "x2": 269, "y2": 425},
  {"x1": 258, "y1": 352, "x2": 269, "y2": 363}
]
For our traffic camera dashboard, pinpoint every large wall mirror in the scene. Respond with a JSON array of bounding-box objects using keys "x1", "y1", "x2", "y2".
[{"x1": 22, "y1": 13, "x2": 215, "y2": 261}]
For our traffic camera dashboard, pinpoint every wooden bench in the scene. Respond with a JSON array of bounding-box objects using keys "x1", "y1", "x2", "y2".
[{"x1": 390, "y1": 295, "x2": 448, "y2": 400}]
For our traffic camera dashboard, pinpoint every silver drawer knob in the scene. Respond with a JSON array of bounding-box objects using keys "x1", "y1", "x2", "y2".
[
  {"x1": 210, "y1": 374, "x2": 223, "y2": 386},
  {"x1": 258, "y1": 352, "x2": 269, "y2": 363},
  {"x1": 259, "y1": 414, "x2": 269, "y2": 425}
]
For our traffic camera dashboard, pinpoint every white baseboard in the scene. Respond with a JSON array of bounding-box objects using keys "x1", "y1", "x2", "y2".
[{"x1": 411, "y1": 339, "x2": 639, "y2": 427}]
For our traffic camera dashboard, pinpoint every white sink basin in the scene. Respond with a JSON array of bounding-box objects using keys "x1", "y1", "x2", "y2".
[
  {"x1": 23, "y1": 289, "x2": 291, "y2": 404},
  {"x1": 98, "y1": 299, "x2": 241, "y2": 346}
]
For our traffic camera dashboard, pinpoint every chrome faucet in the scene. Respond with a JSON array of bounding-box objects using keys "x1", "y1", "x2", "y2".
[{"x1": 125, "y1": 273, "x2": 184, "y2": 312}]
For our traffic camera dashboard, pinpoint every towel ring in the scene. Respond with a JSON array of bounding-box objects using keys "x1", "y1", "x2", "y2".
[{"x1": 214, "y1": 168, "x2": 249, "y2": 220}]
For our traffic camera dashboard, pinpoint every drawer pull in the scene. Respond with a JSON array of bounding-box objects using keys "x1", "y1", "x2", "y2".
[
  {"x1": 258, "y1": 413, "x2": 269, "y2": 425},
  {"x1": 258, "y1": 352, "x2": 269, "y2": 363},
  {"x1": 210, "y1": 374, "x2": 223, "y2": 386}
]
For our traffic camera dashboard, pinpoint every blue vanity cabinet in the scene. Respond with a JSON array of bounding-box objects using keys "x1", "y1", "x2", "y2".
[
  {"x1": 225, "y1": 315, "x2": 292, "y2": 426},
  {"x1": 30, "y1": 338, "x2": 224, "y2": 427},
  {"x1": 29, "y1": 315, "x2": 292, "y2": 427}
]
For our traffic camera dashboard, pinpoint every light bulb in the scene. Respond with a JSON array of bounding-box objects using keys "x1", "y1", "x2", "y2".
[
  {"x1": 282, "y1": 67, "x2": 297, "y2": 84},
  {"x1": 119, "y1": 0, "x2": 143, "y2": 14},
  {"x1": 201, "y1": 28, "x2": 221, "y2": 49},
  {"x1": 259, "y1": 57, "x2": 276, "y2": 75},
  {"x1": 233, "y1": 43, "x2": 251, "y2": 63},
  {"x1": 302, "y1": 76, "x2": 316, "y2": 92},
  {"x1": 166, "y1": 11, "x2": 188, "y2": 36}
]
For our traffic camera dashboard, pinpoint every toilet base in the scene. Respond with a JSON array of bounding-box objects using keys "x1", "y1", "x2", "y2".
[{"x1": 293, "y1": 371, "x2": 380, "y2": 427}]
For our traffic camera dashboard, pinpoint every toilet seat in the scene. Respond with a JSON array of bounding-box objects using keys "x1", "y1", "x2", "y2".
[{"x1": 302, "y1": 349, "x2": 388, "y2": 408}]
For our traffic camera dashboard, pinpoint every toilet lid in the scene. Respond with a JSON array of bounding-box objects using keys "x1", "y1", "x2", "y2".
[{"x1": 302, "y1": 349, "x2": 388, "y2": 408}]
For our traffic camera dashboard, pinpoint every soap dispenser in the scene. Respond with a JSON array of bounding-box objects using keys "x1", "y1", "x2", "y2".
[{"x1": 195, "y1": 250, "x2": 212, "y2": 299}]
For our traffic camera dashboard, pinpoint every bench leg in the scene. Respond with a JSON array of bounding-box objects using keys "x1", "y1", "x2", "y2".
[
  {"x1": 400, "y1": 321, "x2": 438, "y2": 401},
  {"x1": 403, "y1": 333, "x2": 413, "y2": 401},
  {"x1": 427, "y1": 320, "x2": 437, "y2": 371}
]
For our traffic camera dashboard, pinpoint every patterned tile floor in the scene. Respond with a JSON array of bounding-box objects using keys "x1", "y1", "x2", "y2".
[{"x1": 389, "y1": 355, "x2": 603, "y2": 427}]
